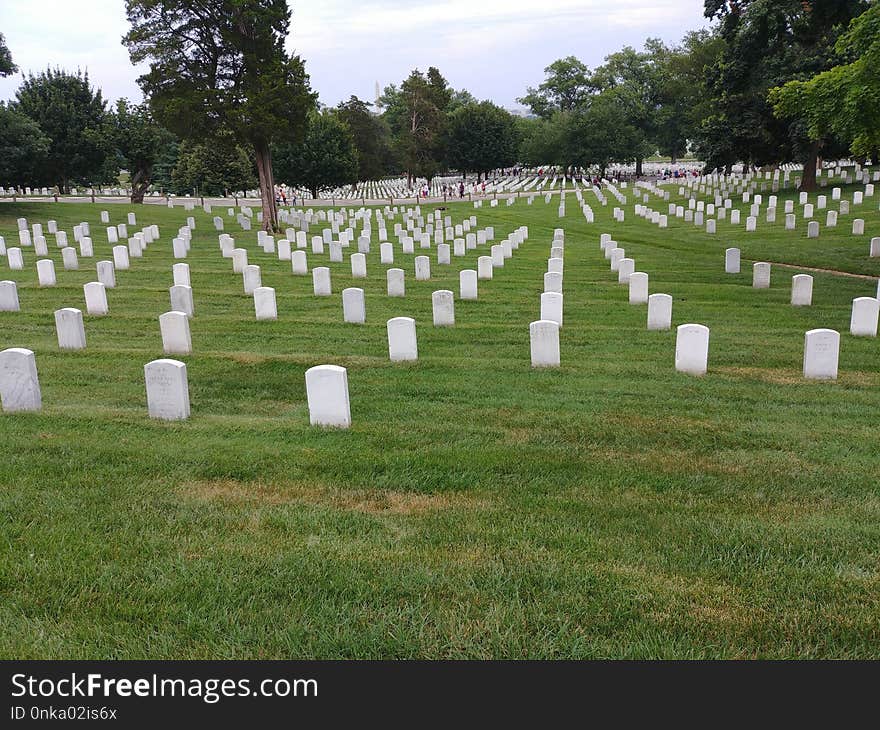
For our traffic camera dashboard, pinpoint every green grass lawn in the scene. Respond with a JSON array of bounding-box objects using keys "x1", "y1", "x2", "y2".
[{"x1": 1, "y1": 180, "x2": 878, "y2": 659}]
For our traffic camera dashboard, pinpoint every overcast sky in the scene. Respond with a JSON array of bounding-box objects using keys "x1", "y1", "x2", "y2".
[{"x1": 0, "y1": 0, "x2": 711, "y2": 109}]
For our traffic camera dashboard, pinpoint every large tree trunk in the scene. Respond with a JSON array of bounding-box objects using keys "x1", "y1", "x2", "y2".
[
  {"x1": 130, "y1": 166, "x2": 150, "y2": 204},
  {"x1": 253, "y1": 140, "x2": 278, "y2": 232},
  {"x1": 800, "y1": 140, "x2": 820, "y2": 192},
  {"x1": 871, "y1": 149, "x2": 878, "y2": 166},
  {"x1": 635, "y1": 157, "x2": 643, "y2": 177}
]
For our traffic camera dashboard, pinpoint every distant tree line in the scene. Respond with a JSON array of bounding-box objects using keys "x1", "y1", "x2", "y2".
[{"x1": 0, "y1": 0, "x2": 877, "y2": 223}]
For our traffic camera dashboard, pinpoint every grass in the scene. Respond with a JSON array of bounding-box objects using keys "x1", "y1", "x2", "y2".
[{"x1": 1, "y1": 178, "x2": 879, "y2": 659}]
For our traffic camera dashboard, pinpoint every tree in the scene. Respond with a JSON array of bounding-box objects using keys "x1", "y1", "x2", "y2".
[
  {"x1": 335, "y1": 96, "x2": 395, "y2": 181},
  {"x1": 446, "y1": 101, "x2": 519, "y2": 180},
  {"x1": 653, "y1": 30, "x2": 725, "y2": 163},
  {"x1": 592, "y1": 45, "x2": 662, "y2": 176},
  {"x1": 770, "y1": 4, "x2": 880, "y2": 163},
  {"x1": 700, "y1": 0, "x2": 868, "y2": 188},
  {"x1": 14, "y1": 68, "x2": 109, "y2": 192},
  {"x1": 0, "y1": 103, "x2": 50, "y2": 187},
  {"x1": 0, "y1": 33, "x2": 16, "y2": 76},
  {"x1": 171, "y1": 135, "x2": 256, "y2": 196},
  {"x1": 273, "y1": 110, "x2": 358, "y2": 199},
  {"x1": 518, "y1": 56, "x2": 594, "y2": 119},
  {"x1": 390, "y1": 68, "x2": 452, "y2": 184},
  {"x1": 108, "y1": 99, "x2": 175, "y2": 203},
  {"x1": 123, "y1": 0, "x2": 315, "y2": 231}
]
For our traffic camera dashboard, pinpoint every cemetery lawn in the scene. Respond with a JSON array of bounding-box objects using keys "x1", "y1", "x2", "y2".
[{"x1": 1, "y1": 190, "x2": 879, "y2": 659}]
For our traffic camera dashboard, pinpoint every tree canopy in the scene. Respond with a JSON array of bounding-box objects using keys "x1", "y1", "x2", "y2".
[
  {"x1": 273, "y1": 110, "x2": 358, "y2": 199},
  {"x1": 123, "y1": 0, "x2": 315, "y2": 229},
  {"x1": 14, "y1": 68, "x2": 110, "y2": 192}
]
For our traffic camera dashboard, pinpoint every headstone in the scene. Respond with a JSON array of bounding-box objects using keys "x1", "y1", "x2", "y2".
[
  {"x1": 313, "y1": 266, "x2": 331, "y2": 296},
  {"x1": 753, "y1": 262, "x2": 771, "y2": 289},
  {"x1": 113, "y1": 245, "x2": 130, "y2": 270},
  {"x1": 803, "y1": 329, "x2": 839, "y2": 380},
  {"x1": 387, "y1": 268, "x2": 405, "y2": 297},
  {"x1": 84, "y1": 281, "x2": 109, "y2": 315},
  {"x1": 243, "y1": 264, "x2": 262, "y2": 295},
  {"x1": 61, "y1": 247, "x2": 79, "y2": 271},
  {"x1": 790, "y1": 274, "x2": 813, "y2": 306},
  {"x1": 387, "y1": 317, "x2": 417, "y2": 361},
  {"x1": 7, "y1": 248, "x2": 23, "y2": 271},
  {"x1": 169, "y1": 284, "x2": 194, "y2": 317},
  {"x1": 54, "y1": 308, "x2": 86, "y2": 350},
  {"x1": 647, "y1": 293, "x2": 672, "y2": 331},
  {"x1": 807, "y1": 221, "x2": 819, "y2": 238},
  {"x1": 617, "y1": 258, "x2": 635, "y2": 284},
  {"x1": 460, "y1": 270, "x2": 478, "y2": 300},
  {"x1": 351, "y1": 253, "x2": 367, "y2": 278},
  {"x1": 629, "y1": 272, "x2": 648, "y2": 304},
  {"x1": 437, "y1": 243, "x2": 451, "y2": 265},
  {"x1": 292, "y1": 250, "x2": 308, "y2": 275},
  {"x1": 159, "y1": 311, "x2": 192, "y2": 355},
  {"x1": 675, "y1": 324, "x2": 710, "y2": 375},
  {"x1": 870, "y1": 237, "x2": 880, "y2": 258},
  {"x1": 725, "y1": 248, "x2": 740, "y2": 274},
  {"x1": 540, "y1": 292, "x2": 563, "y2": 327},
  {"x1": 530, "y1": 320, "x2": 560, "y2": 368},
  {"x1": 850, "y1": 297, "x2": 879, "y2": 337},
  {"x1": 544, "y1": 271, "x2": 563, "y2": 293},
  {"x1": 97, "y1": 261, "x2": 116, "y2": 288},
  {"x1": 432, "y1": 290, "x2": 455, "y2": 326},
  {"x1": 415, "y1": 255, "x2": 431, "y2": 280},
  {"x1": 380, "y1": 242, "x2": 394, "y2": 264},
  {"x1": 305, "y1": 364, "x2": 350, "y2": 428},
  {"x1": 37, "y1": 259, "x2": 57, "y2": 287},
  {"x1": 0, "y1": 281, "x2": 20, "y2": 311},
  {"x1": 852, "y1": 219, "x2": 865, "y2": 235},
  {"x1": 0, "y1": 348, "x2": 41, "y2": 412},
  {"x1": 144, "y1": 359, "x2": 190, "y2": 420},
  {"x1": 254, "y1": 286, "x2": 277, "y2": 320}
]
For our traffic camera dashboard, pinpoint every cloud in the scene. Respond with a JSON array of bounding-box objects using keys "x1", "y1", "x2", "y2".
[{"x1": 0, "y1": 0, "x2": 710, "y2": 108}]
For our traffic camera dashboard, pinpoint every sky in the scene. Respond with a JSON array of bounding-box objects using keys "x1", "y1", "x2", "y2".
[{"x1": 0, "y1": 0, "x2": 711, "y2": 110}]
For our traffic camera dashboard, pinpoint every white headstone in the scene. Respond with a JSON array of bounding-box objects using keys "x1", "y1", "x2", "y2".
[
  {"x1": 159, "y1": 311, "x2": 192, "y2": 355},
  {"x1": 313, "y1": 266, "x2": 331, "y2": 296},
  {"x1": 540, "y1": 292, "x2": 563, "y2": 327},
  {"x1": 790, "y1": 274, "x2": 813, "y2": 306},
  {"x1": 803, "y1": 329, "x2": 839, "y2": 380},
  {"x1": 477, "y1": 256, "x2": 493, "y2": 280},
  {"x1": 254, "y1": 286, "x2": 277, "y2": 320},
  {"x1": 753, "y1": 262, "x2": 771, "y2": 289},
  {"x1": 342, "y1": 287, "x2": 366, "y2": 324},
  {"x1": 97, "y1": 260, "x2": 116, "y2": 288},
  {"x1": 243, "y1": 264, "x2": 262, "y2": 295},
  {"x1": 460, "y1": 270, "x2": 478, "y2": 300},
  {"x1": 387, "y1": 317, "x2": 417, "y2": 361},
  {"x1": 544, "y1": 271, "x2": 563, "y2": 293},
  {"x1": 529, "y1": 320, "x2": 560, "y2": 368},
  {"x1": 37, "y1": 259, "x2": 57, "y2": 287},
  {"x1": 850, "y1": 297, "x2": 879, "y2": 337},
  {"x1": 387, "y1": 268, "x2": 405, "y2": 297},
  {"x1": 54, "y1": 308, "x2": 86, "y2": 350},
  {"x1": 0, "y1": 281, "x2": 20, "y2": 311},
  {"x1": 415, "y1": 255, "x2": 431, "y2": 280},
  {"x1": 173, "y1": 263, "x2": 190, "y2": 287},
  {"x1": 0, "y1": 348, "x2": 41, "y2": 412},
  {"x1": 432, "y1": 290, "x2": 455, "y2": 326},
  {"x1": 169, "y1": 284, "x2": 194, "y2": 317},
  {"x1": 675, "y1": 324, "x2": 709, "y2": 375},
  {"x1": 647, "y1": 293, "x2": 672, "y2": 331},
  {"x1": 292, "y1": 250, "x2": 308, "y2": 275},
  {"x1": 113, "y1": 245, "x2": 130, "y2": 270},
  {"x1": 305, "y1": 364, "x2": 350, "y2": 428},
  {"x1": 84, "y1": 281, "x2": 109, "y2": 315},
  {"x1": 629, "y1": 272, "x2": 648, "y2": 304},
  {"x1": 145, "y1": 359, "x2": 190, "y2": 420},
  {"x1": 61, "y1": 247, "x2": 78, "y2": 271},
  {"x1": 617, "y1": 258, "x2": 635, "y2": 284}
]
